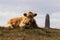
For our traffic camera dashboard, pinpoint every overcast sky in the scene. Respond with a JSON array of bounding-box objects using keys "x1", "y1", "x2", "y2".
[{"x1": 0, "y1": 0, "x2": 60, "y2": 29}]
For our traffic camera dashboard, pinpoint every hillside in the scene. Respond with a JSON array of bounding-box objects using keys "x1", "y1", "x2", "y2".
[{"x1": 0, "y1": 27, "x2": 60, "y2": 40}]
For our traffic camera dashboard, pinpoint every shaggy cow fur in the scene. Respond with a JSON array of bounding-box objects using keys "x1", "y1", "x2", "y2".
[{"x1": 7, "y1": 11, "x2": 38, "y2": 29}]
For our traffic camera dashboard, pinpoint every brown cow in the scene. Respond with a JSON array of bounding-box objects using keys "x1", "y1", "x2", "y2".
[{"x1": 7, "y1": 11, "x2": 38, "y2": 29}]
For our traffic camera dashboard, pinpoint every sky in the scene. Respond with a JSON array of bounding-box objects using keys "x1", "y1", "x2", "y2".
[{"x1": 0, "y1": 0, "x2": 60, "y2": 29}]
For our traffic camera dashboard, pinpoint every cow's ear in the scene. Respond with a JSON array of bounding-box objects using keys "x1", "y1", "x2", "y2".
[
  {"x1": 24, "y1": 13, "x2": 27, "y2": 16},
  {"x1": 33, "y1": 13, "x2": 37, "y2": 17}
]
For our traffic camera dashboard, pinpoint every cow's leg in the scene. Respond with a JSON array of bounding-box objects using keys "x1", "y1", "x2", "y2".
[{"x1": 7, "y1": 24, "x2": 14, "y2": 28}]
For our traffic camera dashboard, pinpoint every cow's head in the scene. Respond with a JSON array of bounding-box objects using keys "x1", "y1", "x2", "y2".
[{"x1": 19, "y1": 11, "x2": 37, "y2": 27}]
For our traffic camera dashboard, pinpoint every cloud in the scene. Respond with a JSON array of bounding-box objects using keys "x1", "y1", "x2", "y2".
[
  {"x1": 0, "y1": 11, "x2": 23, "y2": 26},
  {"x1": 35, "y1": 13, "x2": 46, "y2": 28},
  {"x1": 0, "y1": 0, "x2": 60, "y2": 14},
  {"x1": 51, "y1": 12, "x2": 60, "y2": 18},
  {"x1": 50, "y1": 12, "x2": 60, "y2": 28}
]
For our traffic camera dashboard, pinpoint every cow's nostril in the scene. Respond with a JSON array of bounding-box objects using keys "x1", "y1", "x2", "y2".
[
  {"x1": 30, "y1": 20, "x2": 32, "y2": 23},
  {"x1": 26, "y1": 23, "x2": 29, "y2": 25}
]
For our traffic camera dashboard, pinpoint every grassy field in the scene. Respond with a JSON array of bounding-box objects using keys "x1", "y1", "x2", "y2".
[{"x1": 0, "y1": 27, "x2": 60, "y2": 40}]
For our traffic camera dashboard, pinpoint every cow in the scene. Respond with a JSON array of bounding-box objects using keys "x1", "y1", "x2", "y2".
[{"x1": 7, "y1": 11, "x2": 38, "y2": 29}]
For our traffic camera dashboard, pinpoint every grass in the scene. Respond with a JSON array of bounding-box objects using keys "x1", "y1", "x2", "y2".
[{"x1": 0, "y1": 27, "x2": 60, "y2": 40}]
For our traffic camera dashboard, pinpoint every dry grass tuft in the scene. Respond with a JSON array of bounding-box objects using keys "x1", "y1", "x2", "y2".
[{"x1": 0, "y1": 27, "x2": 59, "y2": 40}]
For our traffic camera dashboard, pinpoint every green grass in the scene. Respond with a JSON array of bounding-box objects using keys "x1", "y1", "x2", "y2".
[{"x1": 0, "y1": 27, "x2": 60, "y2": 40}]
